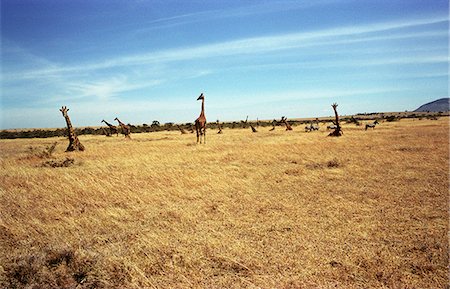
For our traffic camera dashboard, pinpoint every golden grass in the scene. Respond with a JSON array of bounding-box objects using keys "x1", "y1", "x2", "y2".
[{"x1": 0, "y1": 118, "x2": 448, "y2": 288}]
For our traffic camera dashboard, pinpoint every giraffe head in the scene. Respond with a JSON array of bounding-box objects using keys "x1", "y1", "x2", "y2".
[
  {"x1": 197, "y1": 93, "x2": 204, "y2": 100},
  {"x1": 60, "y1": 106, "x2": 69, "y2": 117},
  {"x1": 114, "y1": 117, "x2": 119, "y2": 121},
  {"x1": 332, "y1": 103, "x2": 338, "y2": 110}
]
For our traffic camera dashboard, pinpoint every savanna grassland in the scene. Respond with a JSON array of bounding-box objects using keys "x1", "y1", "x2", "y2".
[{"x1": 0, "y1": 118, "x2": 448, "y2": 288}]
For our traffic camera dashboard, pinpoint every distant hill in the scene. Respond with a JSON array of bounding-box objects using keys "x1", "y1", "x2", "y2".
[{"x1": 414, "y1": 98, "x2": 450, "y2": 112}]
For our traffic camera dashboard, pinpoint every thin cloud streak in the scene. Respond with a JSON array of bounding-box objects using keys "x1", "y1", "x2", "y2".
[
  {"x1": 132, "y1": 0, "x2": 340, "y2": 32},
  {"x1": 4, "y1": 15, "x2": 447, "y2": 81}
]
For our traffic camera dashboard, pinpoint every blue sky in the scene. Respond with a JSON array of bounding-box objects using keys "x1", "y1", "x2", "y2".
[{"x1": 1, "y1": 0, "x2": 448, "y2": 129}]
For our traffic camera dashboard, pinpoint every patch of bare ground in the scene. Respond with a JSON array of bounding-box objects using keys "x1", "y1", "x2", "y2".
[{"x1": 0, "y1": 117, "x2": 448, "y2": 288}]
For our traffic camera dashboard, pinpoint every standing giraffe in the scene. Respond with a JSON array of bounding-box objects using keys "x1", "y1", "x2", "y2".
[
  {"x1": 114, "y1": 117, "x2": 131, "y2": 139},
  {"x1": 59, "y1": 106, "x2": 85, "y2": 151},
  {"x1": 216, "y1": 120, "x2": 223, "y2": 134},
  {"x1": 195, "y1": 93, "x2": 206, "y2": 144},
  {"x1": 281, "y1": 116, "x2": 293, "y2": 131},
  {"x1": 101, "y1": 119, "x2": 119, "y2": 136},
  {"x1": 328, "y1": 103, "x2": 343, "y2": 137}
]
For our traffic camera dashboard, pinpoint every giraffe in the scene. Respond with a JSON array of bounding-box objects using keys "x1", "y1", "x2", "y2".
[
  {"x1": 281, "y1": 116, "x2": 293, "y2": 131},
  {"x1": 269, "y1": 119, "x2": 276, "y2": 131},
  {"x1": 101, "y1": 127, "x2": 111, "y2": 137},
  {"x1": 177, "y1": 124, "x2": 188, "y2": 134},
  {"x1": 59, "y1": 106, "x2": 85, "y2": 152},
  {"x1": 114, "y1": 117, "x2": 131, "y2": 139},
  {"x1": 241, "y1": 115, "x2": 249, "y2": 128},
  {"x1": 250, "y1": 124, "x2": 258, "y2": 132},
  {"x1": 328, "y1": 103, "x2": 343, "y2": 137},
  {"x1": 216, "y1": 120, "x2": 223, "y2": 134},
  {"x1": 195, "y1": 93, "x2": 206, "y2": 144},
  {"x1": 101, "y1": 119, "x2": 119, "y2": 136}
]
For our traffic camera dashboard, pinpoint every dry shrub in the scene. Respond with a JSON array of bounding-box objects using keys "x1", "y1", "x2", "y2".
[
  {"x1": 41, "y1": 157, "x2": 75, "y2": 168},
  {"x1": 25, "y1": 142, "x2": 58, "y2": 159},
  {"x1": 305, "y1": 158, "x2": 341, "y2": 169},
  {"x1": 2, "y1": 246, "x2": 130, "y2": 289},
  {"x1": 327, "y1": 158, "x2": 340, "y2": 168}
]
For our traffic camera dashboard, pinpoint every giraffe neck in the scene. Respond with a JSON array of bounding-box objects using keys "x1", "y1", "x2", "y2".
[
  {"x1": 200, "y1": 98, "x2": 205, "y2": 116},
  {"x1": 64, "y1": 115, "x2": 76, "y2": 140},
  {"x1": 64, "y1": 116, "x2": 73, "y2": 131},
  {"x1": 333, "y1": 108, "x2": 340, "y2": 126},
  {"x1": 104, "y1": 120, "x2": 113, "y2": 127}
]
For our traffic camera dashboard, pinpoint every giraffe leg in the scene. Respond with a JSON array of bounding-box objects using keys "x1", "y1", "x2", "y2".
[
  {"x1": 196, "y1": 128, "x2": 199, "y2": 143},
  {"x1": 203, "y1": 127, "x2": 206, "y2": 144}
]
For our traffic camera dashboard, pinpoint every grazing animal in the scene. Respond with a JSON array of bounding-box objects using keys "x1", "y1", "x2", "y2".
[
  {"x1": 365, "y1": 120, "x2": 379, "y2": 130},
  {"x1": 114, "y1": 117, "x2": 131, "y2": 139},
  {"x1": 280, "y1": 116, "x2": 293, "y2": 131},
  {"x1": 250, "y1": 124, "x2": 258, "y2": 132},
  {"x1": 305, "y1": 122, "x2": 319, "y2": 132},
  {"x1": 177, "y1": 124, "x2": 188, "y2": 134},
  {"x1": 327, "y1": 124, "x2": 337, "y2": 130},
  {"x1": 195, "y1": 93, "x2": 207, "y2": 144},
  {"x1": 59, "y1": 106, "x2": 85, "y2": 152},
  {"x1": 101, "y1": 119, "x2": 119, "y2": 136}
]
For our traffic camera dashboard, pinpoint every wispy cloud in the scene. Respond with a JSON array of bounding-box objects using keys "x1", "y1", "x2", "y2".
[
  {"x1": 68, "y1": 77, "x2": 162, "y2": 100},
  {"x1": 132, "y1": 0, "x2": 340, "y2": 32},
  {"x1": 4, "y1": 15, "x2": 447, "y2": 81}
]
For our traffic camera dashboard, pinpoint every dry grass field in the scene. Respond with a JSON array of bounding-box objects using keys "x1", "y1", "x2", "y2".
[{"x1": 0, "y1": 117, "x2": 448, "y2": 288}]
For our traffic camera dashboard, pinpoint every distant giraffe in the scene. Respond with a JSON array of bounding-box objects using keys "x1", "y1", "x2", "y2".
[
  {"x1": 216, "y1": 120, "x2": 223, "y2": 134},
  {"x1": 101, "y1": 119, "x2": 119, "y2": 136},
  {"x1": 114, "y1": 117, "x2": 131, "y2": 139},
  {"x1": 281, "y1": 116, "x2": 293, "y2": 131},
  {"x1": 101, "y1": 127, "x2": 111, "y2": 137},
  {"x1": 241, "y1": 116, "x2": 249, "y2": 128},
  {"x1": 269, "y1": 119, "x2": 276, "y2": 131},
  {"x1": 195, "y1": 93, "x2": 206, "y2": 144},
  {"x1": 328, "y1": 103, "x2": 343, "y2": 137},
  {"x1": 59, "y1": 106, "x2": 85, "y2": 151},
  {"x1": 177, "y1": 124, "x2": 188, "y2": 134}
]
